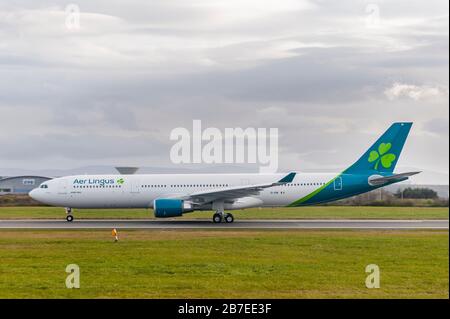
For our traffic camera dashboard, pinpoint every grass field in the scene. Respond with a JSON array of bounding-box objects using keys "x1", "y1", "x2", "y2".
[
  {"x1": 0, "y1": 206, "x2": 448, "y2": 220},
  {"x1": 0, "y1": 229, "x2": 447, "y2": 298}
]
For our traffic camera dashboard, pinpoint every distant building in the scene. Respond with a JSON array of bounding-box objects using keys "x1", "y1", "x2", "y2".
[
  {"x1": 0, "y1": 176, "x2": 52, "y2": 195},
  {"x1": 115, "y1": 167, "x2": 139, "y2": 175}
]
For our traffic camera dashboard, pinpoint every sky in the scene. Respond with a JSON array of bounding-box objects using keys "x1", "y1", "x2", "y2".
[{"x1": 0, "y1": 0, "x2": 448, "y2": 184}]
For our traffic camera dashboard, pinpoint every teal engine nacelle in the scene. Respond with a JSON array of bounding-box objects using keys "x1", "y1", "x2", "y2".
[{"x1": 153, "y1": 199, "x2": 192, "y2": 218}]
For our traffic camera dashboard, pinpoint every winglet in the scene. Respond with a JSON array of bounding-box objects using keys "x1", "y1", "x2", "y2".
[{"x1": 278, "y1": 172, "x2": 296, "y2": 183}]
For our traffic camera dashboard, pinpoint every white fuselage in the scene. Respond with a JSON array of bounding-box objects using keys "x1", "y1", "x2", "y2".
[
  {"x1": 29, "y1": 173, "x2": 337, "y2": 210},
  {"x1": 27, "y1": 122, "x2": 416, "y2": 220}
]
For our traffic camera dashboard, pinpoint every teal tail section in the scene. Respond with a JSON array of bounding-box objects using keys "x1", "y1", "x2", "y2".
[
  {"x1": 287, "y1": 122, "x2": 414, "y2": 207},
  {"x1": 345, "y1": 122, "x2": 412, "y2": 174}
]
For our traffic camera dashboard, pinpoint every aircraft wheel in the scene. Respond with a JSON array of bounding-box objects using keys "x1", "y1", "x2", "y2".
[
  {"x1": 213, "y1": 213, "x2": 222, "y2": 223},
  {"x1": 224, "y1": 213, "x2": 234, "y2": 223},
  {"x1": 66, "y1": 215, "x2": 74, "y2": 222}
]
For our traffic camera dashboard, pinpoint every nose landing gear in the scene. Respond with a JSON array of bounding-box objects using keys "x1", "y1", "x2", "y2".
[{"x1": 65, "y1": 208, "x2": 74, "y2": 222}]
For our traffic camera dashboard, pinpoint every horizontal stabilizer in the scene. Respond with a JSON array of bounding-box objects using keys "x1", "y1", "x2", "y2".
[{"x1": 368, "y1": 171, "x2": 421, "y2": 186}]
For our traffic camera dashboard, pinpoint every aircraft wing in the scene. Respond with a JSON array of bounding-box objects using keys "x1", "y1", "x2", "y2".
[
  {"x1": 180, "y1": 172, "x2": 296, "y2": 204},
  {"x1": 368, "y1": 171, "x2": 421, "y2": 186}
]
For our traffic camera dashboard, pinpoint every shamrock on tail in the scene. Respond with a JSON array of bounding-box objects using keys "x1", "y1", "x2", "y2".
[{"x1": 368, "y1": 142, "x2": 396, "y2": 170}]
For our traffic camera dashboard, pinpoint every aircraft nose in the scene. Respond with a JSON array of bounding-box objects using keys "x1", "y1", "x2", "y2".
[{"x1": 29, "y1": 188, "x2": 40, "y2": 201}]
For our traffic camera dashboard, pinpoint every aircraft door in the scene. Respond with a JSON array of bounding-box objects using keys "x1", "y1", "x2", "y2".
[
  {"x1": 130, "y1": 179, "x2": 141, "y2": 194},
  {"x1": 334, "y1": 177, "x2": 343, "y2": 191}
]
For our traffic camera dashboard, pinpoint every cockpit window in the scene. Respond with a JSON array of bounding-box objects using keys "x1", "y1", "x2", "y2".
[{"x1": 40, "y1": 184, "x2": 48, "y2": 189}]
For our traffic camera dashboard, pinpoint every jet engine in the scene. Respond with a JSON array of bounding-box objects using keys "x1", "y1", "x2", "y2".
[{"x1": 153, "y1": 199, "x2": 193, "y2": 218}]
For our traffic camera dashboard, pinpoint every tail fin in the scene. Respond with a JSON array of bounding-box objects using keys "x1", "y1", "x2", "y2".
[{"x1": 345, "y1": 122, "x2": 413, "y2": 174}]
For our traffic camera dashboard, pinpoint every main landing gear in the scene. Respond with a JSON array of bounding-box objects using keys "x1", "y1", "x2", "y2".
[
  {"x1": 65, "y1": 207, "x2": 74, "y2": 222},
  {"x1": 212, "y1": 212, "x2": 234, "y2": 223}
]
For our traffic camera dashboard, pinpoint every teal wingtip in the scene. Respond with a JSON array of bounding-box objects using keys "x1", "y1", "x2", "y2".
[{"x1": 278, "y1": 172, "x2": 296, "y2": 183}]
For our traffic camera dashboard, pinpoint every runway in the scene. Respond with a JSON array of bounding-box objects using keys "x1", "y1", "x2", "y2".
[{"x1": 0, "y1": 219, "x2": 448, "y2": 229}]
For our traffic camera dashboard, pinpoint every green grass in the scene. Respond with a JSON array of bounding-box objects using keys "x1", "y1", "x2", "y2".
[
  {"x1": 0, "y1": 206, "x2": 447, "y2": 220},
  {"x1": 0, "y1": 229, "x2": 447, "y2": 298}
]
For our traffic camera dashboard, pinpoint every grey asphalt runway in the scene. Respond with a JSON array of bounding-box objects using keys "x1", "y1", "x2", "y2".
[{"x1": 0, "y1": 219, "x2": 448, "y2": 229}]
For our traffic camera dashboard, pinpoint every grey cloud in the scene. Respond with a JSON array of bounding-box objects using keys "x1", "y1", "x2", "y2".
[
  {"x1": 0, "y1": 133, "x2": 168, "y2": 160},
  {"x1": 423, "y1": 118, "x2": 449, "y2": 135}
]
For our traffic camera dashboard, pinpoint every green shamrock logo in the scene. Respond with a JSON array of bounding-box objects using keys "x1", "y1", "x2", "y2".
[
  {"x1": 368, "y1": 142, "x2": 396, "y2": 170},
  {"x1": 116, "y1": 178, "x2": 125, "y2": 185}
]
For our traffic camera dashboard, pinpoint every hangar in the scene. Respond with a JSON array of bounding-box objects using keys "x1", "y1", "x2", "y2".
[{"x1": 0, "y1": 176, "x2": 52, "y2": 195}]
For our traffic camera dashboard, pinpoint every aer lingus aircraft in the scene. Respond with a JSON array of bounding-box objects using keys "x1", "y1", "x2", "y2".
[{"x1": 30, "y1": 122, "x2": 419, "y2": 223}]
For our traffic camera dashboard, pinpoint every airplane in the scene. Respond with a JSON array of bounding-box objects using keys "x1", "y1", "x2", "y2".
[{"x1": 29, "y1": 122, "x2": 420, "y2": 223}]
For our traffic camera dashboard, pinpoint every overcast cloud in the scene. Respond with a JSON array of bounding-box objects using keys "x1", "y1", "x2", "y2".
[{"x1": 0, "y1": 0, "x2": 448, "y2": 183}]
